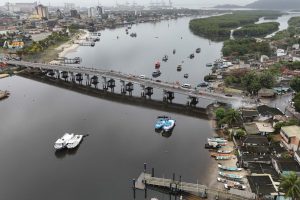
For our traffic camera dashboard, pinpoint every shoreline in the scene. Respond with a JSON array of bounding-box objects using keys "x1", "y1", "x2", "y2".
[{"x1": 49, "y1": 30, "x2": 89, "y2": 64}]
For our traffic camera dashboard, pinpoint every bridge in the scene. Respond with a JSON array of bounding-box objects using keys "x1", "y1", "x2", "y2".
[
  {"x1": 7, "y1": 60, "x2": 241, "y2": 105},
  {"x1": 134, "y1": 173, "x2": 256, "y2": 200}
]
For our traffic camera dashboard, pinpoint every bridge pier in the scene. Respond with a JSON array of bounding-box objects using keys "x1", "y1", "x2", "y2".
[
  {"x1": 107, "y1": 78, "x2": 116, "y2": 93},
  {"x1": 120, "y1": 80, "x2": 126, "y2": 95},
  {"x1": 55, "y1": 70, "x2": 60, "y2": 79},
  {"x1": 48, "y1": 69, "x2": 55, "y2": 77},
  {"x1": 75, "y1": 73, "x2": 83, "y2": 85},
  {"x1": 91, "y1": 75, "x2": 99, "y2": 88},
  {"x1": 85, "y1": 74, "x2": 90, "y2": 86},
  {"x1": 188, "y1": 96, "x2": 199, "y2": 107},
  {"x1": 141, "y1": 85, "x2": 153, "y2": 99},
  {"x1": 70, "y1": 72, "x2": 75, "y2": 83},
  {"x1": 102, "y1": 76, "x2": 108, "y2": 91},
  {"x1": 61, "y1": 71, "x2": 68, "y2": 82},
  {"x1": 126, "y1": 82, "x2": 134, "y2": 96},
  {"x1": 163, "y1": 90, "x2": 174, "y2": 103}
]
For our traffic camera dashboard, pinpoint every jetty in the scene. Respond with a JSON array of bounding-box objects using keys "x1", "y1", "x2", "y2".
[{"x1": 134, "y1": 172, "x2": 256, "y2": 200}]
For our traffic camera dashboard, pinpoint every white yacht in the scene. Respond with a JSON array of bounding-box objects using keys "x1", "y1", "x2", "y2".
[
  {"x1": 66, "y1": 135, "x2": 83, "y2": 149},
  {"x1": 54, "y1": 133, "x2": 74, "y2": 150}
]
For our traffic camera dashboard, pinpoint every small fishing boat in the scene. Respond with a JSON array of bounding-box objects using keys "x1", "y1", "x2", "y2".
[
  {"x1": 162, "y1": 55, "x2": 168, "y2": 62},
  {"x1": 219, "y1": 172, "x2": 243, "y2": 180},
  {"x1": 0, "y1": 90, "x2": 10, "y2": 100},
  {"x1": 163, "y1": 119, "x2": 175, "y2": 132},
  {"x1": 206, "y1": 63, "x2": 213, "y2": 67},
  {"x1": 155, "y1": 116, "x2": 169, "y2": 130},
  {"x1": 177, "y1": 65, "x2": 182, "y2": 71},
  {"x1": 217, "y1": 149, "x2": 232, "y2": 154},
  {"x1": 208, "y1": 137, "x2": 227, "y2": 144},
  {"x1": 130, "y1": 33, "x2": 137, "y2": 37},
  {"x1": 184, "y1": 73, "x2": 189, "y2": 78},
  {"x1": 215, "y1": 156, "x2": 231, "y2": 160},
  {"x1": 205, "y1": 143, "x2": 221, "y2": 149},
  {"x1": 152, "y1": 70, "x2": 161, "y2": 77},
  {"x1": 155, "y1": 61, "x2": 161, "y2": 69},
  {"x1": 54, "y1": 133, "x2": 74, "y2": 150},
  {"x1": 66, "y1": 134, "x2": 83, "y2": 149},
  {"x1": 218, "y1": 164, "x2": 242, "y2": 171},
  {"x1": 196, "y1": 48, "x2": 201, "y2": 53},
  {"x1": 173, "y1": 49, "x2": 176, "y2": 54},
  {"x1": 189, "y1": 53, "x2": 194, "y2": 59}
]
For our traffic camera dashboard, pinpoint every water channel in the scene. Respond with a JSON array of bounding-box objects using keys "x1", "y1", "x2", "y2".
[{"x1": 0, "y1": 15, "x2": 295, "y2": 199}]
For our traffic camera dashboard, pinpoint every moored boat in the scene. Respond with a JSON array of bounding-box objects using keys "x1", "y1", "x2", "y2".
[
  {"x1": 155, "y1": 61, "x2": 161, "y2": 69},
  {"x1": 184, "y1": 73, "x2": 189, "y2": 78},
  {"x1": 177, "y1": 65, "x2": 182, "y2": 71},
  {"x1": 217, "y1": 149, "x2": 232, "y2": 154},
  {"x1": 163, "y1": 119, "x2": 175, "y2": 132},
  {"x1": 208, "y1": 137, "x2": 227, "y2": 144},
  {"x1": 219, "y1": 172, "x2": 243, "y2": 180},
  {"x1": 196, "y1": 48, "x2": 201, "y2": 53},
  {"x1": 206, "y1": 63, "x2": 213, "y2": 67},
  {"x1": 189, "y1": 53, "x2": 194, "y2": 59},
  {"x1": 162, "y1": 55, "x2": 168, "y2": 62},
  {"x1": 152, "y1": 70, "x2": 161, "y2": 77},
  {"x1": 215, "y1": 155, "x2": 231, "y2": 160},
  {"x1": 66, "y1": 134, "x2": 83, "y2": 149},
  {"x1": 54, "y1": 133, "x2": 74, "y2": 150},
  {"x1": 218, "y1": 164, "x2": 242, "y2": 171},
  {"x1": 155, "y1": 116, "x2": 169, "y2": 130},
  {"x1": 173, "y1": 49, "x2": 176, "y2": 54}
]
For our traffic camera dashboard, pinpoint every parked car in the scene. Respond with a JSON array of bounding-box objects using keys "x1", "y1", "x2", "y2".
[{"x1": 181, "y1": 83, "x2": 192, "y2": 89}]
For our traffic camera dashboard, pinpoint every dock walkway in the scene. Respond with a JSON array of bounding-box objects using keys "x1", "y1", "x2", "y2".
[{"x1": 136, "y1": 173, "x2": 256, "y2": 200}]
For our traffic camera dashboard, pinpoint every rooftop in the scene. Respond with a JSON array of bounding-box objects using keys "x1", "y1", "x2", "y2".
[
  {"x1": 247, "y1": 163, "x2": 279, "y2": 182},
  {"x1": 243, "y1": 122, "x2": 259, "y2": 135},
  {"x1": 242, "y1": 135, "x2": 269, "y2": 145},
  {"x1": 274, "y1": 158, "x2": 300, "y2": 173},
  {"x1": 241, "y1": 109, "x2": 259, "y2": 118},
  {"x1": 255, "y1": 122, "x2": 274, "y2": 133},
  {"x1": 257, "y1": 105, "x2": 284, "y2": 116},
  {"x1": 247, "y1": 175, "x2": 277, "y2": 195},
  {"x1": 281, "y1": 125, "x2": 300, "y2": 138}
]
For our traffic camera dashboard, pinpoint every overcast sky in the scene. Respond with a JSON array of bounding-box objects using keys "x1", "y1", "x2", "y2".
[{"x1": 2, "y1": 0, "x2": 257, "y2": 7}]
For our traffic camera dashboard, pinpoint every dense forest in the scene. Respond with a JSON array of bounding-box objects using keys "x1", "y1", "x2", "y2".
[
  {"x1": 233, "y1": 22, "x2": 279, "y2": 38},
  {"x1": 189, "y1": 11, "x2": 281, "y2": 41},
  {"x1": 222, "y1": 38, "x2": 272, "y2": 57}
]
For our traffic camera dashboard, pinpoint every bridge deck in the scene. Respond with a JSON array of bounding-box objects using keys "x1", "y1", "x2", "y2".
[{"x1": 7, "y1": 60, "x2": 240, "y2": 104}]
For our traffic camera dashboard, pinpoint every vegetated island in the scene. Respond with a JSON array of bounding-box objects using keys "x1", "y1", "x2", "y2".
[
  {"x1": 189, "y1": 11, "x2": 281, "y2": 41},
  {"x1": 233, "y1": 22, "x2": 279, "y2": 38}
]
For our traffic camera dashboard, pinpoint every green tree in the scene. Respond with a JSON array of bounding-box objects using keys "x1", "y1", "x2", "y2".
[
  {"x1": 241, "y1": 72, "x2": 261, "y2": 95},
  {"x1": 290, "y1": 78, "x2": 300, "y2": 92},
  {"x1": 279, "y1": 172, "x2": 300, "y2": 200},
  {"x1": 221, "y1": 109, "x2": 241, "y2": 127},
  {"x1": 259, "y1": 72, "x2": 275, "y2": 89},
  {"x1": 293, "y1": 93, "x2": 300, "y2": 112},
  {"x1": 215, "y1": 108, "x2": 225, "y2": 121}
]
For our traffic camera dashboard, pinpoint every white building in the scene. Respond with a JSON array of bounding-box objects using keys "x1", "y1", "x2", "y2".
[
  {"x1": 88, "y1": 7, "x2": 96, "y2": 18},
  {"x1": 35, "y1": 4, "x2": 49, "y2": 19}
]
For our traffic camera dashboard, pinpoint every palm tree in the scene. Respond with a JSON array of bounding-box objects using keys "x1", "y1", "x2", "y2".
[{"x1": 279, "y1": 172, "x2": 300, "y2": 200}]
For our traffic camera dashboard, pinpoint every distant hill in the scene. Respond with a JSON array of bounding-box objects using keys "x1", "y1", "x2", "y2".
[
  {"x1": 213, "y1": 4, "x2": 243, "y2": 9},
  {"x1": 246, "y1": 0, "x2": 300, "y2": 10},
  {"x1": 215, "y1": 0, "x2": 300, "y2": 10}
]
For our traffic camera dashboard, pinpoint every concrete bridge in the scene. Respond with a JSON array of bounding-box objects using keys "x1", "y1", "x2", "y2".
[{"x1": 7, "y1": 60, "x2": 241, "y2": 105}]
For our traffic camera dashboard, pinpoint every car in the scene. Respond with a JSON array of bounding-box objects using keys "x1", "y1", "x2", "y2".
[
  {"x1": 155, "y1": 80, "x2": 161, "y2": 82},
  {"x1": 139, "y1": 75, "x2": 145, "y2": 79},
  {"x1": 197, "y1": 82, "x2": 209, "y2": 87},
  {"x1": 181, "y1": 83, "x2": 192, "y2": 89},
  {"x1": 225, "y1": 94, "x2": 233, "y2": 97}
]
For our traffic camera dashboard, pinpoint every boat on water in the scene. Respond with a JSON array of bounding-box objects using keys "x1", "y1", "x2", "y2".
[
  {"x1": 130, "y1": 33, "x2": 137, "y2": 37},
  {"x1": 155, "y1": 116, "x2": 169, "y2": 130},
  {"x1": 163, "y1": 119, "x2": 175, "y2": 132},
  {"x1": 206, "y1": 63, "x2": 213, "y2": 67},
  {"x1": 208, "y1": 137, "x2": 227, "y2": 144},
  {"x1": 215, "y1": 155, "x2": 231, "y2": 160},
  {"x1": 152, "y1": 70, "x2": 161, "y2": 77},
  {"x1": 184, "y1": 73, "x2": 189, "y2": 78},
  {"x1": 189, "y1": 53, "x2": 194, "y2": 59},
  {"x1": 0, "y1": 90, "x2": 10, "y2": 100},
  {"x1": 162, "y1": 55, "x2": 168, "y2": 62},
  {"x1": 54, "y1": 133, "x2": 74, "y2": 150},
  {"x1": 177, "y1": 65, "x2": 182, "y2": 71},
  {"x1": 219, "y1": 172, "x2": 243, "y2": 180},
  {"x1": 91, "y1": 42, "x2": 95, "y2": 47},
  {"x1": 217, "y1": 149, "x2": 232, "y2": 154},
  {"x1": 155, "y1": 61, "x2": 161, "y2": 69},
  {"x1": 218, "y1": 164, "x2": 242, "y2": 171},
  {"x1": 173, "y1": 49, "x2": 176, "y2": 54},
  {"x1": 66, "y1": 134, "x2": 83, "y2": 149},
  {"x1": 196, "y1": 48, "x2": 201, "y2": 53}
]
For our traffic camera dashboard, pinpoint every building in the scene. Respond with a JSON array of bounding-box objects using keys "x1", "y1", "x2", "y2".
[
  {"x1": 258, "y1": 88, "x2": 275, "y2": 98},
  {"x1": 64, "y1": 3, "x2": 75, "y2": 12},
  {"x1": 247, "y1": 174, "x2": 278, "y2": 199},
  {"x1": 70, "y1": 9, "x2": 80, "y2": 18},
  {"x1": 271, "y1": 157, "x2": 300, "y2": 176},
  {"x1": 96, "y1": 6, "x2": 103, "y2": 16},
  {"x1": 88, "y1": 7, "x2": 96, "y2": 18},
  {"x1": 280, "y1": 125, "x2": 300, "y2": 151},
  {"x1": 5, "y1": 2, "x2": 37, "y2": 13},
  {"x1": 35, "y1": 4, "x2": 49, "y2": 20}
]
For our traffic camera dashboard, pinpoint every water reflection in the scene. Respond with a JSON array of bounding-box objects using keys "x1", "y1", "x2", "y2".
[{"x1": 54, "y1": 141, "x2": 83, "y2": 158}]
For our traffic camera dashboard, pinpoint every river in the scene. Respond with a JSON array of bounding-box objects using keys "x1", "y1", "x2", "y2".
[{"x1": 0, "y1": 17, "x2": 221, "y2": 200}]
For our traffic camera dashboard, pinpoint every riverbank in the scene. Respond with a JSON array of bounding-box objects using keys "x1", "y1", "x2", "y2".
[{"x1": 49, "y1": 30, "x2": 89, "y2": 64}]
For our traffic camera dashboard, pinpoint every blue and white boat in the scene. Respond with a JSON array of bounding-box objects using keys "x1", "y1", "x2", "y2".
[
  {"x1": 219, "y1": 172, "x2": 243, "y2": 180},
  {"x1": 208, "y1": 137, "x2": 227, "y2": 144},
  {"x1": 163, "y1": 119, "x2": 176, "y2": 132},
  {"x1": 218, "y1": 164, "x2": 242, "y2": 171},
  {"x1": 155, "y1": 116, "x2": 168, "y2": 130}
]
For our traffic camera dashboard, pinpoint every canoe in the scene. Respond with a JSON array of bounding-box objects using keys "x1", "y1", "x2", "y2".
[
  {"x1": 219, "y1": 172, "x2": 243, "y2": 180},
  {"x1": 218, "y1": 164, "x2": 242, "y2": 171}
]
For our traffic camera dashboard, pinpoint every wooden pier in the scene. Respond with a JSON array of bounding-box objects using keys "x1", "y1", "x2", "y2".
[{"x1": 135, "y1": 173, "x2": 256, "y2": 200}]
